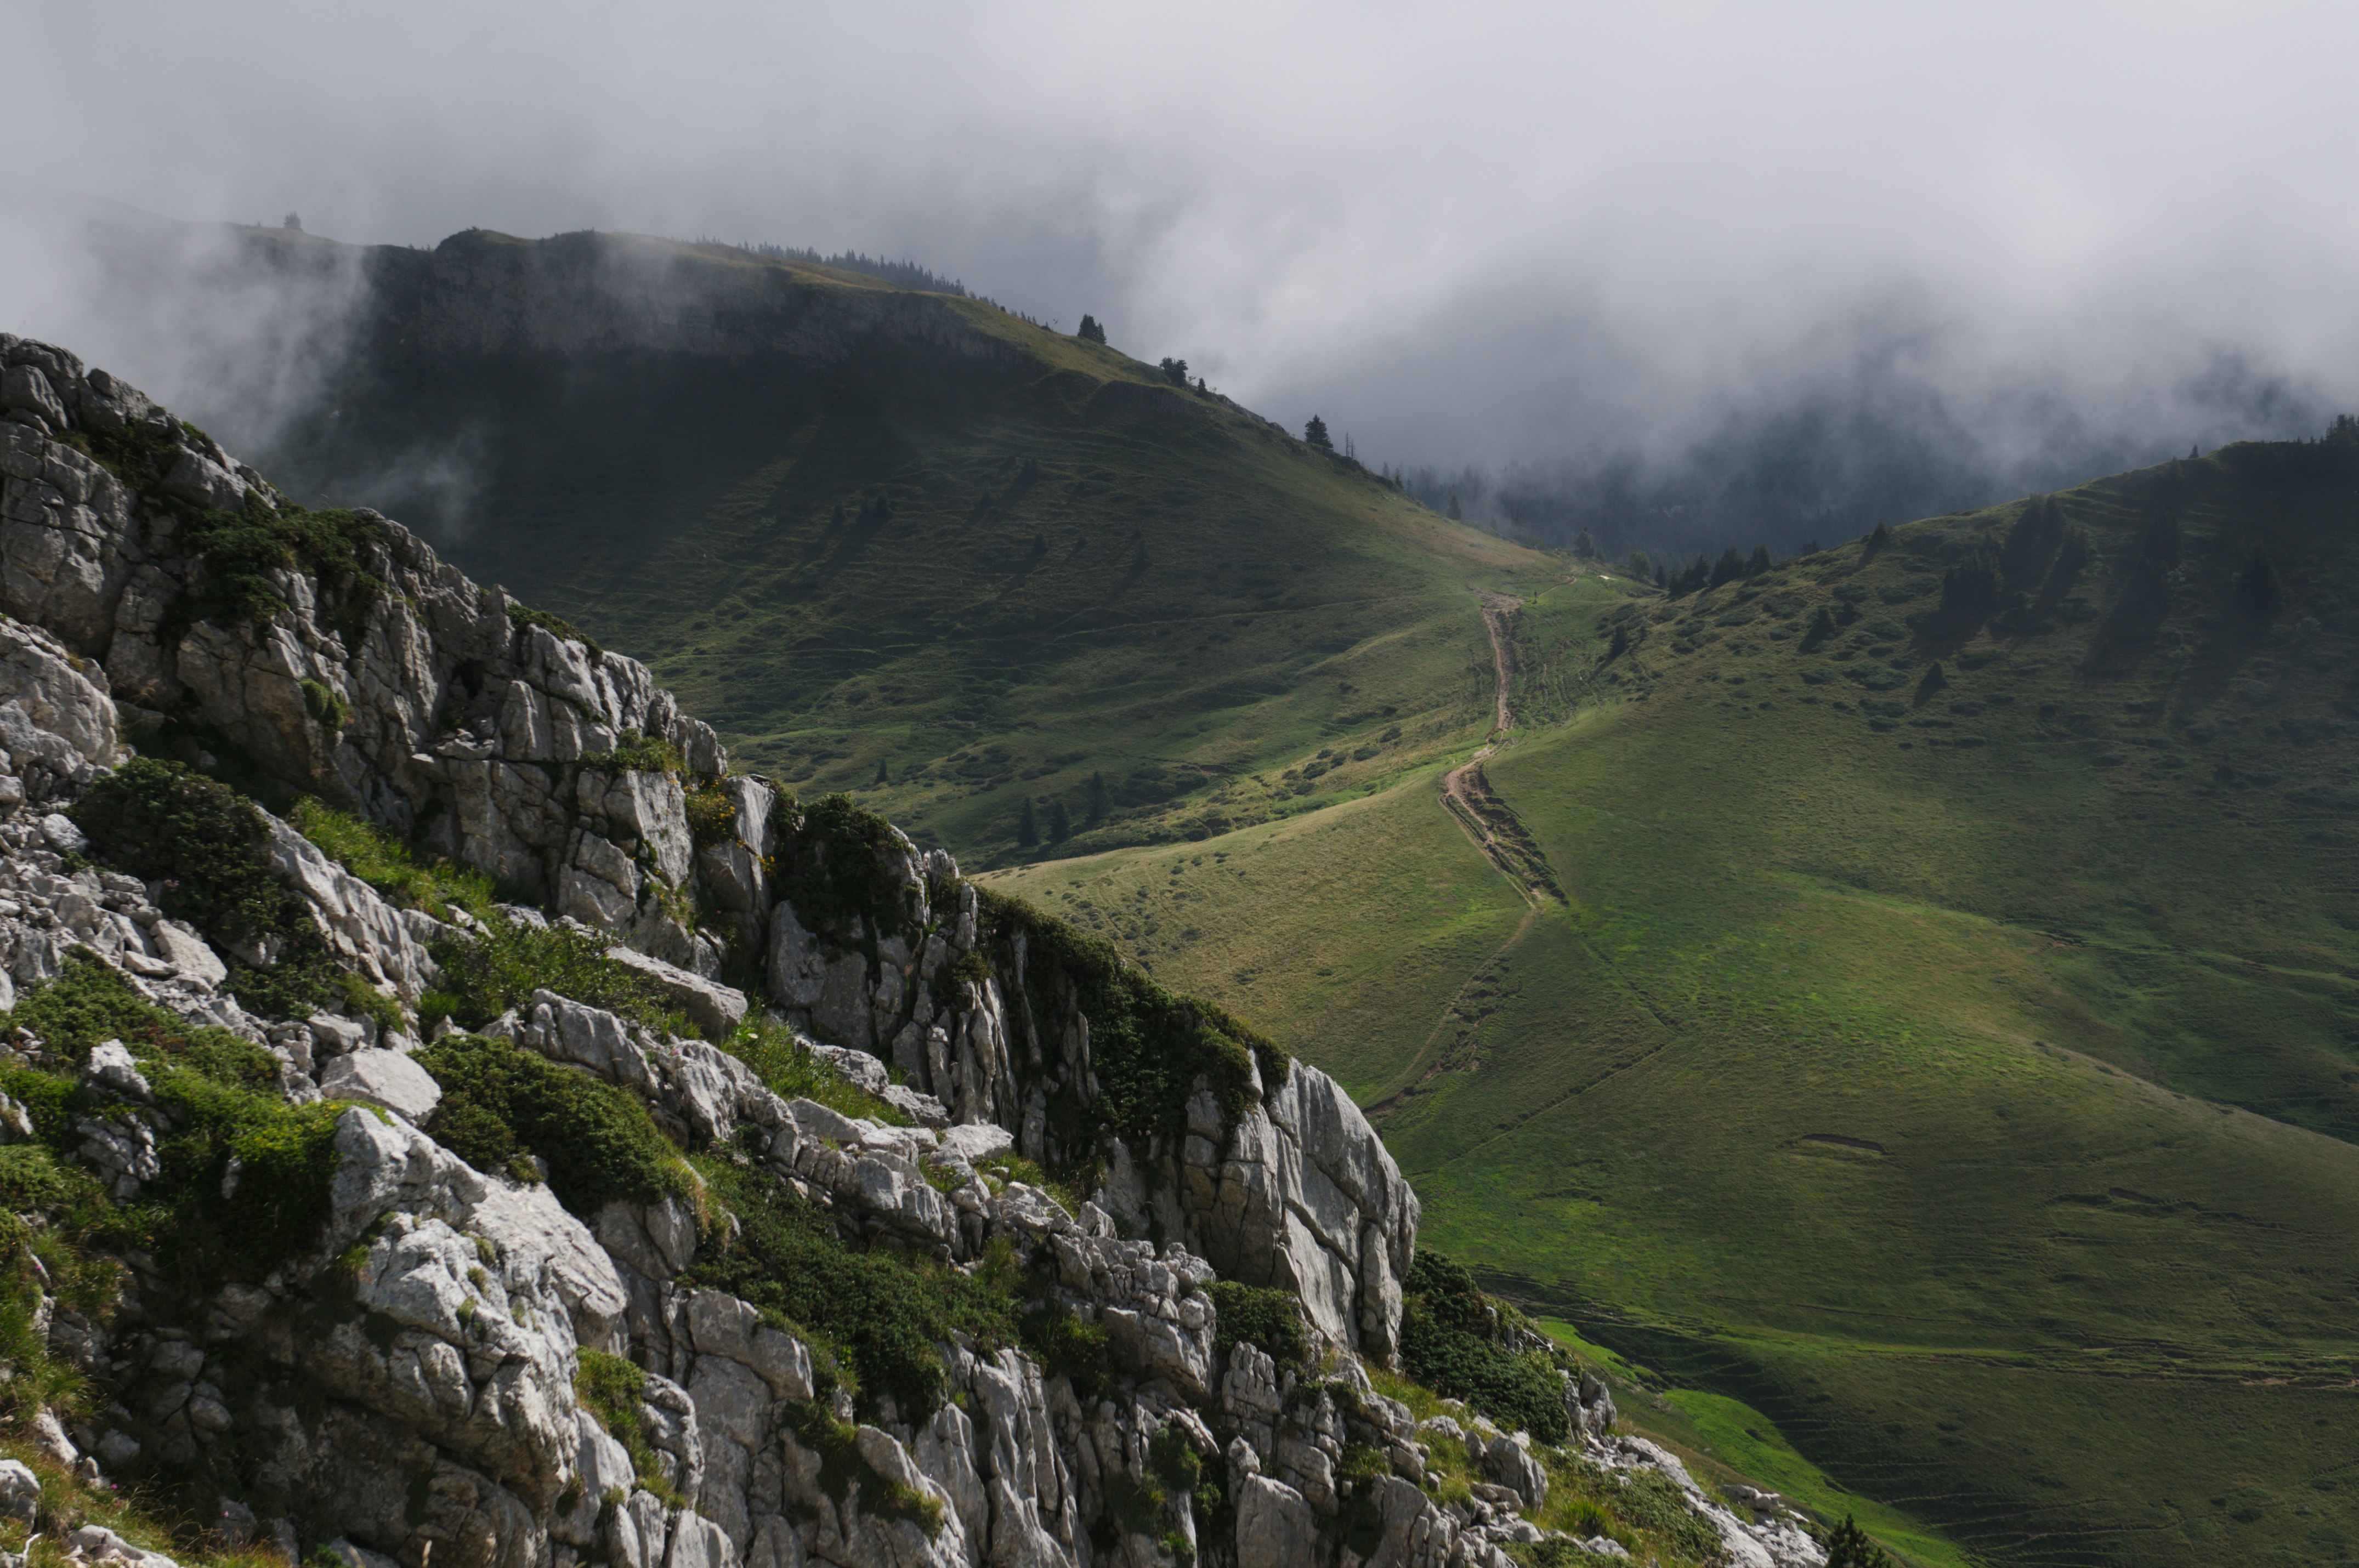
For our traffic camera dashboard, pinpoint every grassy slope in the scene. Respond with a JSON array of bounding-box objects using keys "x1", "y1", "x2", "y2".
[
  {"x1": 995, "y1": 447, "x2": 2359, "y2": 1567},
  {"x1": 289, "y1": 245, "x2": 1551, "y2": 863}
]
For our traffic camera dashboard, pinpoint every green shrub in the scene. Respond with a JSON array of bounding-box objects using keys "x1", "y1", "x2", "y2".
[
  {"x1": 1019, "y1": 1303, "x2": 1111, "y2": 1402},
  {"x1": 69, "y1": 759, "x2": 354, "y2": 1022},
  {"x1": 413, "y1": 1034, "x2": 690, "y2": 1214},
  {"x1": 7, "y1": 953, "x2": 278, "y2": 1086},
  {"x1": 1823, "y1": 1514, "x2": 1893, "y2": 1568},
  {"x1": 783, "y1": 1400, "x2": 944, "y2": 1536},
  {"x1": 1399, "y1": 1251, "x2": 1569, "y2": 1442},
  {"x1": 682, "y1": 1154, "x2": 1016, "y2": 1422},
  {"x1": 768, "y1": 794, "x2": 906, "y2": 947},
  {"x1": 72, "y1": 758, "x2": 285, "y2": 947},
  {"x1": 685, "y1": 781, "x2": 738, "y2": 849},
  {"x1": 0, "y1": 1146, "x2": 75, "y2": 1211},
  {"x1": 63, "y1": 1069, "x2": 355, "y2": 1292},
  {"x1": 167, "y1": 497, "x2": 384, "y2": 639},
  {"x1": 426, "y1": 919, "x2": 688, "y2": 1035},
  {"x1": 1206, "y1": 1280, "x2": 1307, "y2": 1367}
]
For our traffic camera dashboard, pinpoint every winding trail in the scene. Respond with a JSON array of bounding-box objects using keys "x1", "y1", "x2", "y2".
[
  {"x1": 1371, "y1": 591, "x2": 1566, "y2": 1119},
  {"x1": 1441, "y1": 591, "x2": 1563, "y2": 907}
]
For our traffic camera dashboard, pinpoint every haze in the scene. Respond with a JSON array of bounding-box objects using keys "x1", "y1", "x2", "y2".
[{"x1": 8, "y1": 1, "x2": 2359, "y2": 547}]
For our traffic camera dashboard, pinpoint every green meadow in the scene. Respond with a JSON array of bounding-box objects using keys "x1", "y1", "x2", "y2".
[{"x1": 998, "y1": 447, "x2": 2359, "y2": 1566}]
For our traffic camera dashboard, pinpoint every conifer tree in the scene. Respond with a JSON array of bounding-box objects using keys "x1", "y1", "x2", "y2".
[
  {"x1": 1574, "y1": 529, "x2": 1598, "y2": 558},
  {"x1": 1304, "y1": 415, "x2": 1334, "y2": 451},
  {"x1": 1048, "y1": 800, "x2": 1070, "y2": 843},
  {"x1": 1745, "y1": 544, "x2": 1773, "y2": 577},
  {"x1": 1824, "y1": 1516, "x2": 1890, "y2": 1568},
  {"x1": 1076, "y1": 314, "x2": 1107, "y2": 344},
  {"x1": 1085, "y1": 771, "x2": 1108, "y2": 829},
  {"x1": 1017, "y1": 798, "x2": 1038, "y2": 848},
  {"x1": 874, "y1": 759, "x2": 889, "y2": 785}
]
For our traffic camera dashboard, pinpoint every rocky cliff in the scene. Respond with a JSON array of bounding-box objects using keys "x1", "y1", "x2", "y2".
[{"x1": 0, "y1": 337, "x2": 1823, "y2": 1568}]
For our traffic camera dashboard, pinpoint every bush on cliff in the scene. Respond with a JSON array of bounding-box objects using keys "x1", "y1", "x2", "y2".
[
  {"x1": 415, "y1": 1032, "x2": 691, "y2": 1213},
  {"x1": 0, "y1": 960, "x2": 349, "y2": 1294},
  {"x1": 973, "y1": 886, "x2": 1286, "y2": 1156},
  {"x1": 1398, "y1": 1250, "x2": 1568, "y2": 1442},
  {"x1": 68, "y1": 759, "x2": 361, "y2": 1024},
  {"x1": 682, "y1": 1152, "x2": 1020, "y2": 1422}
]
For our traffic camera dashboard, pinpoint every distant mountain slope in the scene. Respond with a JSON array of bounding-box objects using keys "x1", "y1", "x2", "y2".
[
  {"x1": 997, "y1": 437, "x2": 2359, "y2": 1568},
  {"x1": 249, "y1": 226, "x2": 1550, "y2": 863}
]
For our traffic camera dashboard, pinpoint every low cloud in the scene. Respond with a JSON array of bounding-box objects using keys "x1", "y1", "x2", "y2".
[{"x1": 6, "y1": 3, "x2": 2357, "y2": 546}]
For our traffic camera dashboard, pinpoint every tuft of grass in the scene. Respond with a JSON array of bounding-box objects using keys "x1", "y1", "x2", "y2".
[
  {"x1": 290, "y1": 797, "x2": 497, "y2": 922},
  {"x1": 508, "y1": 601, "x2": 602, "y2": 658},
  {"x1": 574, "y1": 1349, "x2": 680, "y2": 1503},
  {"x1": 782, "y1": 1399, "x2": 943, "y2": 1536},
  {"x1": 722, "y1": 1012, "x2": 905, "y2": 1126},
  {"x1": 582, "y1": 729, "x2": 685, "y2": 775}
]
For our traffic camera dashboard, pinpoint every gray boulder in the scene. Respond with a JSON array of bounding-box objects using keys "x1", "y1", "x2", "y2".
[{"x1": 318, "y1": 1048, "x2": 444, "y2": 1122}]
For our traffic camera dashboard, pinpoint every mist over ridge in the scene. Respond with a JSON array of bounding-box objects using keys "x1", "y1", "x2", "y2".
[{"x1": 7, "y1": 4, "x2": 2359, "y2": 558}]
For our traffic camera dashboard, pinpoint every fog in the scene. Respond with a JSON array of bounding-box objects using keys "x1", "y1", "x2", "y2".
[{"x1": 8, "y1": 2, "x2": 2359, "y2": 552}]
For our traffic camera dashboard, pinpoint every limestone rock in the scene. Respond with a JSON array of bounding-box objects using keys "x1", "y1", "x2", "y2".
[
  {"x1": 317, "y1": 1048, "x2": 444, "y2": 1122},
  {"x1": 605, "y1": 944, "x2": 747, "y2": 1039}
]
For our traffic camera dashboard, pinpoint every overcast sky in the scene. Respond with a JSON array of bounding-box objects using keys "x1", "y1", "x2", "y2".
[{"x1": 8, "y1": 1, "x2": 2359, "y2": 484}]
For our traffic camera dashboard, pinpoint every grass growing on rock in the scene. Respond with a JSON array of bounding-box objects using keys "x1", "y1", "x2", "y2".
[
  {"x1": 290, "y1": 797, "x2": 498, "y2": 923},
  {"x1": 0, "y1": 959, "x2": 351, "y2": 1295},
  {"x1": 681, "y1": 1151, "x2": 1023, "y2": 1422},
  {"x1": 167, "y1": 496, "x2": 384, "y2": 639},
  {"x1": 974, "y1": 886, "x2": 1285, "y2": 1155},
  {"x1": 574, "y1": 1349, "x2": 681, "y2": 1503},
  {"x1": 423, "y1": 919, "x2": 692, "y2": 1036},
  {"x1": 723, "y1": 1012, "x2": 905, "y2": 1126}
]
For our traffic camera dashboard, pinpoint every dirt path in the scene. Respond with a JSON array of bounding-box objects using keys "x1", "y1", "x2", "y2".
[
  {"x1": 1441, "y1": 592, "x2": 1562, "y2": 907},
  {"x1": 1370, "y1": 592, "x2": 1568, "y2": 1121}
]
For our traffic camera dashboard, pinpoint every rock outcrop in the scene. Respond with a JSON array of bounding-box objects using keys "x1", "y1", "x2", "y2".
[{"x1": 0, "y1": 338, "x2": 1827, "y2": 1568}]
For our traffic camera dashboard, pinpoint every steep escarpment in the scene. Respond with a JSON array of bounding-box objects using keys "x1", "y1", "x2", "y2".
[{"x1": 0, "y1": 338, "x2": 1825, "y2": 1568}]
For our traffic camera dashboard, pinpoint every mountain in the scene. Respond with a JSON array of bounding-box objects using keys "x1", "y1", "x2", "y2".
[
  {"x1": 996, "y1": 439, "x2": 2359, "y2": 1566},
  {"x1": 0, "y1": 338, "x2": 1825, "y2": 1568},
  {"x1": 213, "y1": 225, "x2": 1550, "y2": 865},
  {"x1": 39, "y1": 213, "x2": 2359, "y2": 1565}
]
